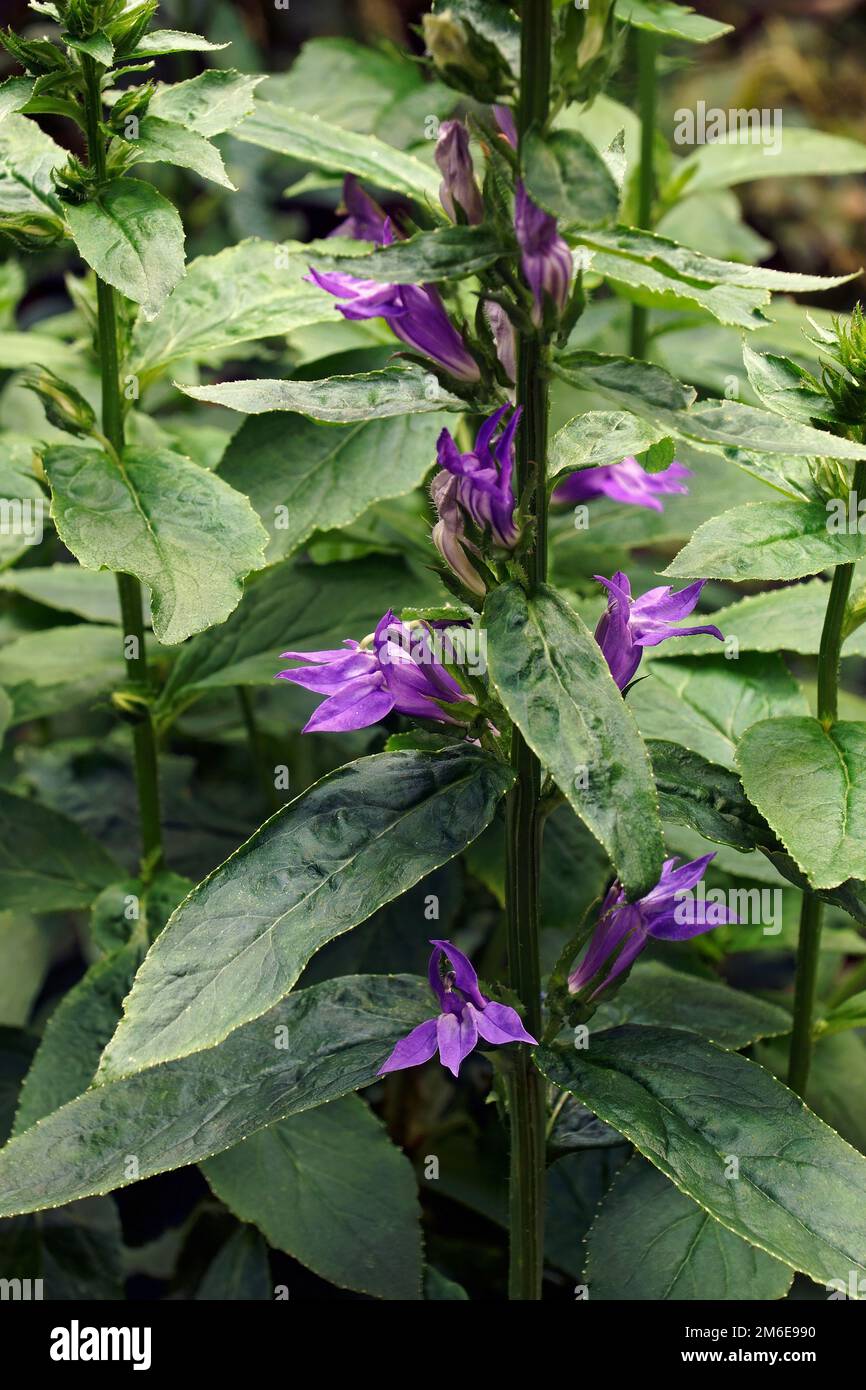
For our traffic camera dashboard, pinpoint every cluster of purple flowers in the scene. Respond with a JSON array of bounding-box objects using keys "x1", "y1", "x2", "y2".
[{"x1": 276, "y1": 107, "x2": 729, "y2": 1079}]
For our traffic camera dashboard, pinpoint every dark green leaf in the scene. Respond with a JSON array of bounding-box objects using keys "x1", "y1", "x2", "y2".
[
  {"x1": 649, "y1": 739, "x2": 776, "y2": 853},
  {"x1": 65, "y1": 178, "x2": 184, "y2": 320},
  {"x1": 592, "y1": 961, "x2": 791, "y2": 1049},
  {"x1": 0, "y1": 788, "x2": 120, "y2": 912},
  {"x1": 99, "y1": 748, "x2": 512, "y2": 1078},
  {"x1": 523, "y1": 129, "x2": 620, "y2": 228},
  {"x1": 0, "y1": 974, "x2": 431, "y2": 1216},
  {"x1": 537, "y1": 1026, "x2": 866, "y2": 1288},
  {"x1": 203, "y1": 1095, "x2": 423, "y2": 1299},
  {"x1": 485, "y1": 582, "x2": 663, "y2": 897},
  {"x1": 195, "y1": 1226, "x2": 270, "y2": 1300},
  {"x1": 585, "y1": 1157, "x2": 792, "y2": 1300},
  {"x1": 311, "y1": 224, "x2": 508, "y2": 283}
]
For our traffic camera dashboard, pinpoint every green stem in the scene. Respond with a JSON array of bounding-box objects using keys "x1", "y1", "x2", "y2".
[
  {"x1": 82, "y1": 55, "x2": 164, "y2": 879},
  {"x1": 502, "y1": 0, "x2": 552, "y2": 1303},
  {"x1": 787, "y1": 892, "x2": 823, "y2": 1096},
  {"x1": 787, "y1": 462, "x2": 865, "y2": 1092},
  {"x1": 237, "y1": 686, "x2": 280, "y2": 815},
  {"x1": 629, "y1": 29, "x2": 657, "y2": 360}
]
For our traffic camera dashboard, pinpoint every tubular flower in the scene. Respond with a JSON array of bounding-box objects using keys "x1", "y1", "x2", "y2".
[
  {"x1": 433, "y1": 402, "x2": 522, "y2": 551},
  {"x1": 308, "y1": 219, "x2": 480, "y2": 382},
  {"x1": 380, "y1": 939, "x2": 537, "y2": 1077},
  {"x1": 594, "y1": 571, "x2": 724, "y2": 690},
  {"x1": 514, "y1": 180, "x2": 573, "y2": 325},
  {"x1": 331, "y1": 175, "x2": 390, "y2": 243},
  {"x1": 277, "y1": 611, "x2": 471, "y2": 733},
  {"x1": 568, "y1": 855, "x2": 735, "y2": 999},
  {"x1": 435, "y1": 119, "x2": 484, "y2": 224},
  {"x1": 484, "y1": 300, "x2": 517, "y2": 383},
  {"x1": 554, "y1": 456, "x2": 692, "y2": 510}
]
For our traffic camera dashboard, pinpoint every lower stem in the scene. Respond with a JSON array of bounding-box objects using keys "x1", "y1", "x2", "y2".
[
  {"x1": 629, "y1": 29, "x2": 657, "y2": 360},
  {"x1": 787, "y1": 893, "x2": 823, "y2": 1096},
  {"x1": 237, "y1": 686, "x2": 280, "y2": 815},
  {"x1": 787, "y1": 461, "x2": 864, "y2": 1093}
]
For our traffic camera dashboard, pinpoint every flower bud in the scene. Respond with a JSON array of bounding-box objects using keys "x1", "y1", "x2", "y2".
[
  {"x1": 21, "y1": 368, "x2": 96, "y2": 439},
  {"x1": 435, "y1": 119, "x2": 484, "y2": 224}
]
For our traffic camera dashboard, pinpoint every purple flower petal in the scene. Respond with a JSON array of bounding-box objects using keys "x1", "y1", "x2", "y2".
[
  {"x1": 474, "y1": 1001, "x2": 537, "y2": 1046},
  {"x1": 430, "y1": 938, "x2": 487, "y2": 1009},
  {"x1": 379, "y1": 1018, "x2": 439, "y2": 1075},
  {"x1": 437, "y1": 1007, "x2": 478, "y2": 1077},
  {"x1": 300, "y1": 679, "x2": 394, "y2": 733},
  {"x1": 554, "y1": 457, "x2": 691, "y2": 510}
]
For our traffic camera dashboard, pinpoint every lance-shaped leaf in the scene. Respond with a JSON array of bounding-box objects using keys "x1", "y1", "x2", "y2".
[
  {"x1": 310, "y1": 224, "x2": 508, "y2": 283},
  {"x1": 218, "y1": 411, "x2": 443, "y2": 563},
  {"x1": 736, "y1": 717, "x2": 866, "y2": 890},
  {"x1": 123, "y1": 116, "x2": 235, "y2": 189},
  {"x1": 615, "y1": 0, "x2": 732, "y2": 43},
  {"x1": 669, "y1": 126, "x2": 866, "y2": 200},
  {"x1": 0, "y1": 623, "x2": 124, "y2": 726},
  {"x1": 65, "y1": 178, "x2": 184, "y2": 321},
  {"x1": 549, "y1": 411, "x2": 670, "y2": 479},
  {"x1": 0, "y1": 114, "x2": 64, "y2": 217},
  {"x1": 537, "y1": 1026, "x2": 866, "y2": 1289},
  {"x1": 553, "y1": 350, "x2": 866, "y2": 460},
  {"x1": 0, "y1": 564, "x2": 132, "y2": 625},
  {"x1": 154, "y1": 554, "x2": 441, "y2": 725},
  {"x1": 654, "y1": 580, "x2": 866, "y2": 661},
  {"x1": 484, "y1": 582, "x2": 664, "y2": 898},
  {"x1": 629, "y1": 654, "x2": 809, "y2": 769},
  {"x1": 235, "y1": 102, "x2": 441, "y2": 202},
  {"x1": 585, "y1": 1157, "x2": 792, "y2": 1301},
  {"x1": 147, "y1": 70, "x2": 265, "y2": 137},
  {"x1": 202, "y1": 1096, "x2": 423, "y2": 1300},
  {"x1": 591, "y1": 961, "x2": 790, "y2": 1049},
  {"x1": 44, "y1": 444, "x2": 267, "y2": 646},
  {"x1": 523, "y1": 129, "x2": 620, "y2": 228},
  {"x1": 0, "y1": 974, "x2": 430, "y2": 1216},
  {"x1": 99, "y1": 748, "x2": 513, "y2": 1079},
  {"x1": 129, "y1": 239, "x2": 335, "y2": 378},
  {"x1": 182, "y1": 365, "x2": 465, "y2": 422},
  {"x1": 125, "y1": 30, "x2": 230, "y2": 58},
  {"x1": 0, "y1": 789, "x2": 120, "y2": 912},
  {"x1": 648, "y1": 739, "x2": 775, "y2": 854},
  {"x1": 665, "y1": 501, "x2": 866, "y2": 582},
  {"x1": 742, "y1": 342, "x2": 839, "y2": 424}
]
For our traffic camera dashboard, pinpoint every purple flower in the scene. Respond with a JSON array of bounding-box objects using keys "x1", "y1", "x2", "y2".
[
  {"x1": 568, "y1": 855, "x2": 735, "y2": 998},
  {"x1": 331, "y1": 175, "x2": 390, "y2": 243},
  {"x1": 515, "y1": 180, "x2": 573, "y2": 326},
  {"x1": 430, "y1": 470, "x2": 488, "y2": 596},
  {"x1": 277, "y1": 610, "x2": 470, "y2": 733},
  {"x1": 594, "y1": 571, "x2": 724, "y2": 690},
  {"x1": 433, "y1": 403, "x2": 521, "y2": 557},
  {"x1": 554, "y1": 456, "x2": 692, "y2": 511},
  {"x1": 493, "y1": 104, "x2": 518, "y2": 150},
  {"x1": 380, "y1": 938, "x2": 537, "y2": 1077},
  {"x1": 435, "y1": 119, "x2": 484, "y2": 225},
  {"x1": 484, "y1": 300, "x2": 516, "y2": 383}
]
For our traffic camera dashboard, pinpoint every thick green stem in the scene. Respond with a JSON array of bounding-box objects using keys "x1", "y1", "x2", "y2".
[
  {"x1": 502, "y1": 0, "x2": 551, "y2": 1303},
  {"x1": 787, "y1": 893, "x2": 823, "y2": 1096},
  {"x1": 629, "y1": 29, "x2": 657, "y2": 359},
  {"x1": 82, "y1": 56, "x2": 164, "y2": 878},
  {"x1": 787, "y1": 462, "x2": 865, "y2": 1092}
]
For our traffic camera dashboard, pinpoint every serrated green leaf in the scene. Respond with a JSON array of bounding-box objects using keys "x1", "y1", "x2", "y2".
[
  {"x1": 629, "y1": 654, "x2": 809, "y2": 769},
  {"x1": 182, "y1": 364, "x2": 465, "y2": 422},
  {"x1": 0, "y1": 974, "x2": 431, "y2": 1216},
  {"x1": 311, "y1": 223, "x2": 508, "y2": 283},
  {"x1": 585, "y1": 1157, "x2": 792, "y2": 1300},
  {"x1": 148, "y1": 70, "x2": 264, "y2": 137},
  {"x1": 44, "y1": 444, "x2": 267, "y2": 646},
  {"x1": 0, "y1": 114, "x2": 64, "y2": 217},
  {"x1": 99, "y1": 748, "x2": 513, "y2": 1079},
  {"x1": 218, "y1": 411, "x2": 442, "y2": 563},
  {"x1": 524, "y1": 129, "x2": 620, "y2": 228},
  {"x1": 485, "y1": 582, "x2": 664, "y2": 897},
  {"x1": 670, "y1": 127, "x2": 866, "y2": 199},
  {"x1": 672, "y1": 499, "x2": 866, "y2": 582},
  {"x1": 203, "y1": 1095, "x2": 423, "y2": 1299},
  {"x1": 592, "y1": 961, "x2": 791, "y2": 1048},
  {"x1": 65, "y1": 178, "x2": 185, "y2": 321},
  {"x1": 129, "y1": 239, "x2": 335, "y2": 378},
  {"x1": 537, "y1": 1026, "x2": 866, "y2": 1288},
  {"x1": 549, "y1": 410, "x2": 669, "y2": 479},
  {"x1": 125, "y1": 30, "x2": 230, "y2": 58},
  {"x1": 64, "y1": 31, "x2": 114, "y2": 65},
  {"x1": 736, "y1": 717, "x2": 866, "y2": 890},
  {"x1": 648, "y1": 739, "x2": 775, "y2": 853},
  {"x1": 615, "y1": 0, "x2": 732, "y2": 43},
  {"x1": 235, "y1": 102, "x2": 441, "y2": 202},
  {"x1": 742, "y1": 342, "x2": 837, "y2": 424},
  {"x1": 124, "y1": 116, "x2": 235, "y2": 189}
]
